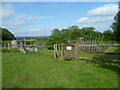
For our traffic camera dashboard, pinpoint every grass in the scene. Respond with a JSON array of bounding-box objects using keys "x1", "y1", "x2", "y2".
[
  {"x1": 2, "y1": 48, "x2": 119, "y2": 88},
  {"x1": 104, "y1": 47, "x2": 120, "y2": 53},
  {"x1": 104, "y1": 43, "x2": 120, "y2": 53}
]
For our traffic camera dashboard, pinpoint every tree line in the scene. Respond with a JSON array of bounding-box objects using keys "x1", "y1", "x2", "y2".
[{"x1": 46, "y1": 26, "x2": 114, "y2": 49}]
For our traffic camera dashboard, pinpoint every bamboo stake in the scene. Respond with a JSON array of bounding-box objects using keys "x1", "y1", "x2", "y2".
[
  {"x1": 94, "y1": 35, "x2": 97, "y2": 52},
  {"x1": 91, "y1": 35, "x2": 94, "y2": 52},
  {"x1": 89, "y1": 35, "x2": 92, "y2": 52},
  {"x1": 101, "y1": 34, "x2": 104, "y2": 52},
  {"x1": 89, "y1": 34, "x2": 92, "y2": 52},
  {"x1": 100, "y1": 34, "x2": 103, "y2": 52},
  {"x1": 85, "y1": 35, "x2": 88, "y2": 52},
  {"x1": 98, "y1": 34, "x2": 100, "y2": 52},
  {"x1": 83, "y1": 36, "x2": 86, "y2": 52}
]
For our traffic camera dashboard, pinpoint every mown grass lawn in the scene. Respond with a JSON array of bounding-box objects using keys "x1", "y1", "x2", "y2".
[{"x1": 2, "y1": 49, "x2": 118, "y2": 88}]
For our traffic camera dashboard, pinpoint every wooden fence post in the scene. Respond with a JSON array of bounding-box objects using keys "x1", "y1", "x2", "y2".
[
  {"x1": 8, "y1": 43, "x2": 10, "y2": 50},
  {"x1": 4, "y1": 43, "x2": 6, "y2": 49},
  {"x1": 61, "y1": 43, "x2": 64, "y2": 60},
  {"x1": 74, "y1": 43, "x2": 78, "y2": 59},
  {"x1": 58, "y1": 44, "x2": 61, "y2": 59},
  {"x1": 54, "y1": 44, "x2": 57, "y2": 59}
]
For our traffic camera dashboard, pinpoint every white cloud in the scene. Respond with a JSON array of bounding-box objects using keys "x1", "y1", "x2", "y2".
[
  {"x1": 4, "y1": 15, "x2": 26, "y2": 26},
  {"x1": 0, "y1": 3, "x2": 13, "y2": 19},
  {"x1": 77, "y1": 17, "x2": 88, "y2": 23},
  {"x1": 77, "y1": 16, "x2": 114, "y2": 23},
  {"x1": 28, "y1": 28, "x2": 44, "y2": 32},
  {"x1": 4, "y1": 15, "x2": 53, "y2": 26},
  {"x1": 87, "y1": 4, "x2": 118, "y2": 16},
  {"x1": 5, "y1": 20, "x2": 25, "y2": 26},
  {"x1": 1, "y1": 3, "x2": 52, "y2": 27},
  {"x1": 77, "y1": 4, "x2": 118, "y2": 24}
]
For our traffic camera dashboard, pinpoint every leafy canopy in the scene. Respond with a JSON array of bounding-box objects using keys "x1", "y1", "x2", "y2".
[{"x1": 0, "y1": 27, "x2": 15, "y2": 41}]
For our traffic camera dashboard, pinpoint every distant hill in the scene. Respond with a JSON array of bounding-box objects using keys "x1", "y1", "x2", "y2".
[{"x1": 16, "y1": 36, "x2": 48, "y2": 40}]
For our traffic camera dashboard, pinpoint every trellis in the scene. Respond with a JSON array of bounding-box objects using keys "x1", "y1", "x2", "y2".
[{"x1": 54, "y1": 35, "x2": 119, "y2": 60}]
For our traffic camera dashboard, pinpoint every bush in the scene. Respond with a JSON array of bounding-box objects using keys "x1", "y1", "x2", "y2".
[
  {"x1": 47, "y1": 45, "x2": 54, "y2": 50},
  {"x1": 2, "y1": 49, "x2": 10, "y2": 52},
  {"x1": 46, "y1": 36, "x2": 67, "y2": 50},
  {"x1": 25, "y1": 41, "x2": 36, "y2": 45}
]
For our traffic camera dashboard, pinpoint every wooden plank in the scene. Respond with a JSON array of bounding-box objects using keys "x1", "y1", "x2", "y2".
[
  {"x1": 78, "y1": 45, "x2": 120, "y2": 47},
  {"x1": 78, "y1": 51, "x2": 120, "y2": 55},
  {"x1": 78, "y1": 57, "x2": 94, "y2": 60},
  {"x1": 78, "y1": 45, "x2": 99, "y2": 46}
]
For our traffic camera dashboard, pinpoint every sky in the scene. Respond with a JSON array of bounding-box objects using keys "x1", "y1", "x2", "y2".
[{"x1": 1, "y1": 2, "x2": 118, "y2": 36}]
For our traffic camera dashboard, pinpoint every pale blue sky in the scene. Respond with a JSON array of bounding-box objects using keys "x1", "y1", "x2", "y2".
[{"x1": 1, "y1": 2, "x2": 118, "y2": 36}]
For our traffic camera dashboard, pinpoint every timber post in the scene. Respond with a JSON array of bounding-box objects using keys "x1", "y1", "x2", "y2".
[
  {"x1": 54, "y1": 44, "x2": 57, "y2": 59},
  {"x1": 4, "y1": 43, "x2": 5, "y2": 49},
  {"x1": 8, "y1": 43, "x2": 10, "y2": 50},
  {"x1": 58, "y1": 44, "x2": 61, "y2": 59},
  {"x1": 61, "y1": 43, "x2": 64, "y2": 60},
  {"x1": 74, "y1": 43, "x2": 78, "y2": 59}
]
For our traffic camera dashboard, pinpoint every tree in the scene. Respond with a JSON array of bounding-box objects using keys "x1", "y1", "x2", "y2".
[
  {"x1": 66, "y1": 25, "x2": 81, "y2": 42},
  {"x1": 0, "y1": 27, "x2": 15, "y2": 40},
  {"x1": 103, "y1": 30, "x2": 113, "y2": 41},
  {"x1": 60, "y1": 29, "x2": 69, "y2": 40},
  {"x1": 111, "y1": 3, "x2": 120, "y2": 42},
  {"x1": 51, "y1": 28, "x2": 60, "y2": 36},
  {"x1": 81, "y1": 27, "x2": 95, "y2": 37},
  {"x1": 46, "y1": 35, "x2": 67, "y2": 49},
  {"x1": 81, "y1": 27, "x2": 95, "y2": 34},
  {"x1": 68, "y1": 25, "x2": 79, "y2": 30}
]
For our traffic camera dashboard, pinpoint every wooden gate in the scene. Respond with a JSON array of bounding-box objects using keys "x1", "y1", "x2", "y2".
[
  {"x1": 54, "y1": 43, "x2": 78, "y2": 60},
  {"x1": 54, "y1": 43, "x2": 120, "y2": 60}
]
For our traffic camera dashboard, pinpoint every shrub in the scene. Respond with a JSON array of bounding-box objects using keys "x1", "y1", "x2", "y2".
[
  {"x1": 46, "y1": 36, "x2": 67, "y2": 50},
  {"x1": 2, "y1": 49, "x2": 10, "y2": 52}
]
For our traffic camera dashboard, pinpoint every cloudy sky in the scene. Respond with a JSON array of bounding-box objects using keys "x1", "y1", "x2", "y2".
[{"x1": 1, "y1": 2, "x2": 118, "y2": 36}]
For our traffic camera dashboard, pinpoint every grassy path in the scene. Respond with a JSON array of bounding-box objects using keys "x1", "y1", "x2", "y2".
[{"x1": 2, "y1": 49, "x2": 118, "y2": 88}]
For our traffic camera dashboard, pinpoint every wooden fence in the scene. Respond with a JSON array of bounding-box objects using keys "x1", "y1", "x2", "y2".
[
  {"x1": 54, "y1": 43, "x2": 78, "y2": 59},
  {"x1": 54, "y1": 43, "x2": 120, "y2": 60}
]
